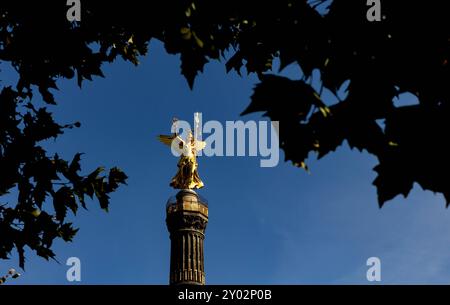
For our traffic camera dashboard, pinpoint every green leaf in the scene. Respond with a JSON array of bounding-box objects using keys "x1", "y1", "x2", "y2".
[
  {"x1": 58, "y1": 223, "x2": 79, "y2": 242},
  {"x1": 87, "y1": 167, "x2": 105, "y2": 182},
  {"x1": 68, "y1": 153, "x2": 83, "y2": 178},
  {"x1": 53, "y1": 186, "x2": 77, "y2": 222},
  {"x1": 31, "y1": 209, "x2": 41, "y2": 218},
  {"x1": 180, "y1": 27, "x2": 192, "y2": 40},
  {"x1": 108, "y1": 167, "x2": 128, "y2": 191},
  {"x1": 192, "y1": 32, "x2": 204, "y2": 48}
]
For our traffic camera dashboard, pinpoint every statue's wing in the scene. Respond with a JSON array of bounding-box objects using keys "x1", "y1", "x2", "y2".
[
  {"x1": 157, "y1": 134, "x2": 184, "y2": 154},
  {"x1": 158, "y1": 134, "x2": 176, "y2": 146},
  {"x1": 195, "y1": 140, "x2": 207, "y2": 151}
]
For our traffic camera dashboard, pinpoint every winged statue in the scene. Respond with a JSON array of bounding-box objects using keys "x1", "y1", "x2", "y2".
[{"x1": 158, "y1": 117, "x2": 206, "y2": 190}]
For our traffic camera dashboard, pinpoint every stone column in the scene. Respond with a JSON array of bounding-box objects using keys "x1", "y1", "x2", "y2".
[{"x1": 166, "y1": 189, "x2": 208, "y2": 285}]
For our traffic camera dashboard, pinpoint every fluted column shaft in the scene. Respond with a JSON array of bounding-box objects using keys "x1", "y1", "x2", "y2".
[{"x1": 166, "y1": 190, "x2": 208, "y2": 285}]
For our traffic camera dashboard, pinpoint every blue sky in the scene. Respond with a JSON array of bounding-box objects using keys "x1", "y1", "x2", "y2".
[{"x1": 1, "y1": 39, "x2": 450, "y2": 285}]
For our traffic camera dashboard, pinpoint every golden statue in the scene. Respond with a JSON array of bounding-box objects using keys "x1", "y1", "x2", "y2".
[{"x1": 158, "y1": 117, "x2": 206, "y2": 190}]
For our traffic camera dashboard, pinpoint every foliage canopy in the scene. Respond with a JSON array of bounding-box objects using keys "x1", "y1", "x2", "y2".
[{"x1": 1, "y1": 1, "x2": 449, "y2": 267}]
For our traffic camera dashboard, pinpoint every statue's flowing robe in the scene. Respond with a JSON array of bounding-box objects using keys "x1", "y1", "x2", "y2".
[{"x1": 170, "y1": 154, "x2": 204, "y2": 189}]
